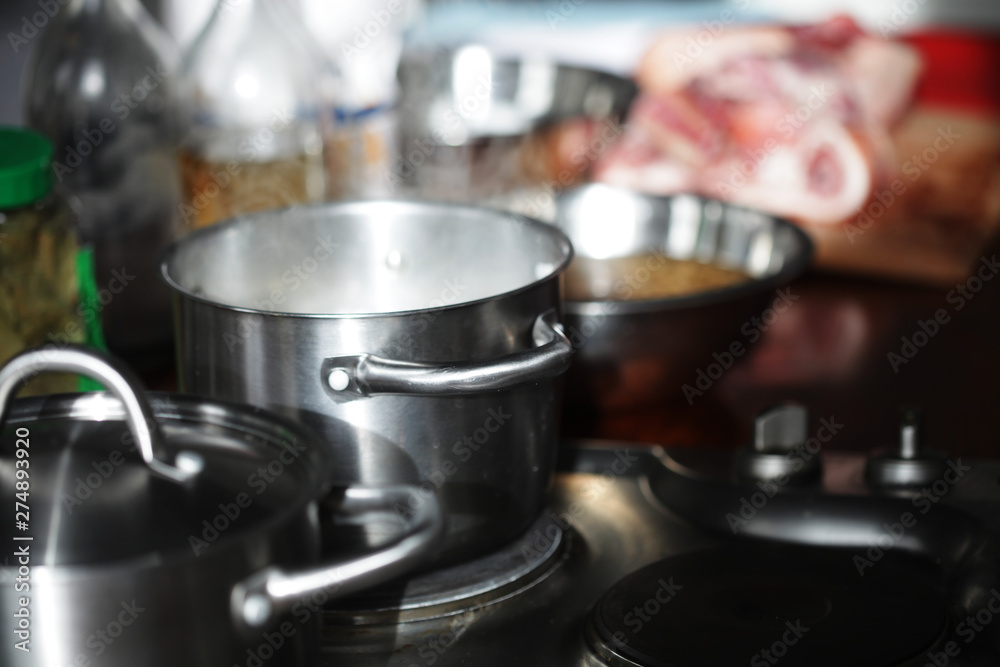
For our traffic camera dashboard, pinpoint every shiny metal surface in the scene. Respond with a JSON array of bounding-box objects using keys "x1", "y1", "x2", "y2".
[
  {"x1": 323, "y1": 312, "x2": 571, "y2": 399},
  {"x1": 0, "y1": 348, "x2": 197, "y2": 483},
  {"x1": 319, "y1": 443, "x2": 1000, "y2": 666},
  {"x1": 395, "y1": 46, "x2": 637, "y2": 200},
  {"x1": 162, "y1": 200, "x2": 574, "y2": 563},
  {"x1": 866, "y1": 408, "x2": 948, "y2": 488},
  {"x1": 753, "y1": 404, "x2": 808, "y2": 452},
  {"x1": 232, "y1": 485, "x2": 443, "y2": 631},
  {"x1": 551, "y1": 184, "x2": 814, "y2": 410},
  {"x1": 734, "y1": 403, "x2": 823, "y2": 485},
  {"x1": 326, "y1": 511, "x2": 567, "y2": 624},
  {"x1": 0, "y1": 348, "x2": 443, "y2": 666}
]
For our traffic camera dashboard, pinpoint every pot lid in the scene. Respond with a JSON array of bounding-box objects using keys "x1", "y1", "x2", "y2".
[{"x1": 0, "y1": 348, "x2": 331, "y2": 568}]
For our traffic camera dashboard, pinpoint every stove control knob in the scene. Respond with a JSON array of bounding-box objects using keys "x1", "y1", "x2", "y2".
[
  {"x1": 865, "y1": 408, "x2": 946, "y2": 488},
  {"x1": 733, "y1": 404, "x2": 823, "y2": 486}
]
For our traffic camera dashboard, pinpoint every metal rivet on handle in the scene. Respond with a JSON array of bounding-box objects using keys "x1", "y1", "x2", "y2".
[
  {"x1": 327, "y1": 368, "x2": 351, "y2": 392},
  {"x1": 242, "y1": 594, "x2": 272, "y2": 628}
]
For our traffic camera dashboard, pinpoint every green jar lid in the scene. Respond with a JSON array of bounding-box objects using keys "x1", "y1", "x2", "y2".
[{"x1": 0, "y1": 127, "x2": 53, "y2": 209}]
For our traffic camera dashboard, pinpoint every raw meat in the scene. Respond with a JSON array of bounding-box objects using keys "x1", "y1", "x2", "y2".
[{"x1": 595, "y1": 16, "x2": 921, "y2": 225}]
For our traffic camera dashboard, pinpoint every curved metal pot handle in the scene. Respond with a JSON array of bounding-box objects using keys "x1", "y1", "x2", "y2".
[
  {"x1": 231, "y1": 484, "x2": 444, "y2": 630},
  {"x1": 321, "y1": 310, "x2": 573, "y2": 399},
  {"x1": 0, "y1": 347, "x2": 198, "y2": 483}
]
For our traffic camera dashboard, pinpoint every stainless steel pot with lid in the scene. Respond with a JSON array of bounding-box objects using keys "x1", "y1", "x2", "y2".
[
  {"x1": 0, "y1": 347, "x2": 443, "y2": 667},
  {"x1": 161, "y1": 200, "x2": 574, "y2": 564}
]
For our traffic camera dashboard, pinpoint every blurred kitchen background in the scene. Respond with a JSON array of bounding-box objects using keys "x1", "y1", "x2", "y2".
[
  {"x1": 4, "y1": 0, "x2": 1000, "y2": 454},
  {"x1": 4, "y1": 0, "x2": 998, "y2": 126}
]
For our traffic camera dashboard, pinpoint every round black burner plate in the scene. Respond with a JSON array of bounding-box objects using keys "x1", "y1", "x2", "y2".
[{"x1": 589, "y1": 542, "x2": 947, "y2": 667}]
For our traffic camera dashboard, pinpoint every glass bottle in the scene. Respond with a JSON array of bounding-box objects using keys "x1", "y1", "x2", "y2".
[
  {"x1": 23, "y1": 0, "x2": 182, "y2": 371},
  {"x1": 300, "y1": 0, "x2": 416, "y2": 199},
  {"x1": 176, "y1": 0, "x2": 333, "y2": 230},
  {"x1": 0, "y1": 127, "x2": 103, "y2": 396}
]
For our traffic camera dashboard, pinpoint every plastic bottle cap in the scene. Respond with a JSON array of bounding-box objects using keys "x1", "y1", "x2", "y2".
[{"x1": 0, "y1": 127, "x2": 53, "y2": 209}]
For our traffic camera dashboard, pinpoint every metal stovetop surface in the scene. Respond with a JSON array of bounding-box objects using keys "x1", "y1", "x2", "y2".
[{"x1": 318, "y1": 441, "x2": 1000, "y2": 666}]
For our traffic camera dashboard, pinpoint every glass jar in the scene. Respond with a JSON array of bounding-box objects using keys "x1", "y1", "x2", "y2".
[
  {"x1": 0, "y1": 128, "x2": 101, "y2": 396},
  {"x1": 176, "y1": 0, "x2": 335, "y2": 230}
]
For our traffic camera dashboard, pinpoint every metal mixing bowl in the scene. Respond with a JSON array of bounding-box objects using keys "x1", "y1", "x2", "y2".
[
  {"x1": 550, "y1": 184, "x2": 814, "y2": 411},
  {"x1": 394, "y1": 45, "x2": 637, "y2": 200}
]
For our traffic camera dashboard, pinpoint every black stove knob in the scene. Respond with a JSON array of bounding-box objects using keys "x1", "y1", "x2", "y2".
[
  {"x1": 733, "y1": 404, "x2": 823, "y2": 486},
  {"x1": 865, "y1": 407, "x2": 947, "y2": 488}
]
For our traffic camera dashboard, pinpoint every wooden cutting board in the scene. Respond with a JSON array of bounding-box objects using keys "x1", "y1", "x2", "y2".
[{"x1": 808, "y1": 107, "x2": 1000, "y2": 286}]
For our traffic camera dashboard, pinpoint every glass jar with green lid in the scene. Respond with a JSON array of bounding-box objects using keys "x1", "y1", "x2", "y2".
[{"x1": 0, "y1": 127, "x2": 103, "y2": 395}]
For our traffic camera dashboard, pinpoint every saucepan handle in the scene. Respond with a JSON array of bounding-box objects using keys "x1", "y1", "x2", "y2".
[
  {"x1": 231, "y1": 484, "x2": 444, "y2": 630},
  {"x1": 321, "y1": 310, "x2": 572, "y2": 399},
  {"x1": 0, "y1": 346, "x2": 198, "y2": 483}
]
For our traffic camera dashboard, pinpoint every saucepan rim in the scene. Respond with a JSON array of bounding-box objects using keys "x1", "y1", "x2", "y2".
[{"x1": 159, "y1": 199, "x2": 575, "y2": 320}]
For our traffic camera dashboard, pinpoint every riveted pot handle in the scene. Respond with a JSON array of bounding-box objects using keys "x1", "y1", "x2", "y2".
[
  {"x1": 321, "y1": 311, "x2": 573, "y2": 399},
  {"x1": 231, "y1": 484, "x2": 444, "y2": 631},
  {"x1": 0, "y1": 346, "x2": 199, "y2": 483}
]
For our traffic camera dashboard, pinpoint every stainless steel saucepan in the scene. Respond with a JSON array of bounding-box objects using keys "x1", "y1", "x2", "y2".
[
  {"x1": 394, "y1": 46, "x2": 638, "y2": 201},
  {"x1": 162, "y1": 200, "x2": 574, "y2": 564},
  {"x1": 0, "y1": 347, "x2": 443, "y2": 667}
]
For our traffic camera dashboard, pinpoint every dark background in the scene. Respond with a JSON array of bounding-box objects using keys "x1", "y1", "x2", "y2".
[{"x1": 0, "y1": 0, "x2": 162, "y2": 125}]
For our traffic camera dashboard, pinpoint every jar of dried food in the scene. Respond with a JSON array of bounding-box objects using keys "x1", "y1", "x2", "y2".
[
  {"x1": 0, "y1": 128, "x2": 103, "y2": 395},
  {"x1": 176, "y1": 0, "x2": 335, "y2": 230}
]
